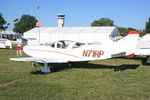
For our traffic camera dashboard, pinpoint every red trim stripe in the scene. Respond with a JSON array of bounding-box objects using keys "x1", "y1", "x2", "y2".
[
  {"x1": 125, "y1": 53, "x2": 135, "y2": 57},
  {"x1": 26, "y1": 49, "x2": 83, "y2": 59}
]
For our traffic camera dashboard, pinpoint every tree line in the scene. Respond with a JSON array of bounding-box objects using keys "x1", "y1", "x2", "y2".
[
  {"x1": 91, "y1": 18, "x2": 150, "y2": 36},
  {"x1": 0, "y1": 12, "x2": 150, "y2": 36},
  {"x1": 0, "y1": 13, "x2": 37, "y2": 35}
]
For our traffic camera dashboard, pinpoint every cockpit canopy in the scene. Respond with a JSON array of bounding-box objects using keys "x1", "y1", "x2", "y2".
[{"x1": 41, "y1": 40, "x2": 85, "y2": 49}]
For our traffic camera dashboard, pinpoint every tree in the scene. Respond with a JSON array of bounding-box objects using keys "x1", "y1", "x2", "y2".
[
  {"x1": 118, "y1": 27, "x2": 137, "y2": 36},
  {"x1": 0, "y1": 13, "x2": 7, "y2": 31},
  {"x1": 91, "y1": 18, "x2": 114, "y2": 26},
  {"x1": 145, "y1": 17, "x2": 150, "y2": 33},
  {"x1": 13, "y1": 14, "x2": 38, "y2": 34}
]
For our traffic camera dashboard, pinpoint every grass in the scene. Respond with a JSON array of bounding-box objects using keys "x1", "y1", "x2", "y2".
[{"x1": 0, "y1": 49, "x2": 150, "y2": 100}]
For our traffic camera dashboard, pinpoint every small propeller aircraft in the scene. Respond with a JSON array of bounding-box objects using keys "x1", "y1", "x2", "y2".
[
  {"x1": 0, "y1": 39, "x2": 12, "y2": 49},
  {"x1": 135, "y1": 34, "x2": 150, "y2": 63},
  {"x1": 10, "y1": 31, "x2": 141, "y2": 73}
]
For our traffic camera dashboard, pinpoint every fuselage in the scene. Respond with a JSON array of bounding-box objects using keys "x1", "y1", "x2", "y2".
[
  {"x1": 23, "y1": 44, "x2": 111, "y2": 62},
  {"x1": 23, "y1": 32, "x2": 141, "y2": 62}
]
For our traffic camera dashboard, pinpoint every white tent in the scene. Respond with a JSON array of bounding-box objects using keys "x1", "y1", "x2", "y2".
[{"x1": 24, "y1": 26, "x2": 120, "y2": 44}]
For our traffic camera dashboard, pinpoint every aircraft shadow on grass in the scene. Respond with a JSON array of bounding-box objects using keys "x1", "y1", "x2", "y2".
[
  {"x1": 120, "y1": 56, "x2": 150, "y2": 65},
  {"x1": 31, "y1": 62, "x2": 140, "y2": 74}
]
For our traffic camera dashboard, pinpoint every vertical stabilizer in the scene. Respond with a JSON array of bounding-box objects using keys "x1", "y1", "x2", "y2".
[{"x1": 112, "y1": 31, "x2": 141, "y2": 56}]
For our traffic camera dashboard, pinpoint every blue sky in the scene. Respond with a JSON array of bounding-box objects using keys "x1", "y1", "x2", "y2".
[{"x1": 0, "y1": 0, "x2": 150, "y2": 30}]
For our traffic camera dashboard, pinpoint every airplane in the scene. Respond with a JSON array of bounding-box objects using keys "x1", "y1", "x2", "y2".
[
  {"x1": 10, "y1": 31, "x2": 141, "y2": 73},
  {"x1": 135, "y1": 34, "x2": 150, "y2": 63},
  {"x1": 0, "y1": 42, "x2": 6, "y2": 48},
  {"x1": 0, "y1": 39, "x2": 12, "y2": 49}
]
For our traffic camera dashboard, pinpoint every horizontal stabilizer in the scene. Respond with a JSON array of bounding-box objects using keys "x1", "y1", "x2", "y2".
[{"x1": 111, "y1": 52, "x2": 126, "y2": 58}]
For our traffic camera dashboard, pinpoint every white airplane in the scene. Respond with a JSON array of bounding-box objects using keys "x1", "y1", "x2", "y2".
[
  {"x1": 10, "y1": 31, "x2": 141, "y2": 73},
  {"x1": 135, "y1": 34, "x2": 150, "y2": 63},
  {"x1": 0, "y1": 39, "x2": 12, "y2": 49},
  {"x1": 0, "y1": 42, "x2": 6, "y2": 48}
]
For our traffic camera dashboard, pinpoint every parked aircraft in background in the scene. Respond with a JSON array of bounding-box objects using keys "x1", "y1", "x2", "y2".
[
  {"x1": 0, "y1": 42, "x2": 6, "y2": 48},
  {"x1": 10, "y1": 31, "x2": 141, "y2": 73},
  {"x1": 0, "y1": 39, "x2": 12, "y2": 49},
  {"x1": 135, "y1": 34, "x2": 150, "y2": 63}
]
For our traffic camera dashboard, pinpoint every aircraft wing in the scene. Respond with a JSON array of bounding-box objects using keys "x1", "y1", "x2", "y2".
[{"x1": 9, "y1": 57, "x2": 68, "y2": 63}]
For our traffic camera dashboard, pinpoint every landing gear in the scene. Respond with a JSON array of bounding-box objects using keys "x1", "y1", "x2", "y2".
[
  {"x1": 41, "y1": 63, "x2": 51, "y2": 73},
  {"x1": 68, "y1": 63, "x2": 72, "y2": 67},
  {"x1": 32, "y1": 62, "x2": 36, "y2": 67}
]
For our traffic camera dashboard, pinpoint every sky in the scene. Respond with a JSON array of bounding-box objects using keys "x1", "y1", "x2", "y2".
[{"x1": 0, "y1": 0, "x2": 150, "y2": 30}]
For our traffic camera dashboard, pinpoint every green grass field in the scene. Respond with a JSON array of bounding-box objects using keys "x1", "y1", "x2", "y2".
[{"x1": 0, "y1": 49, "x2": 150, "y2": 100}]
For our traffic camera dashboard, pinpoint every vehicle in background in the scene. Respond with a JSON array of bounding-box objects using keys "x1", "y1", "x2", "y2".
[
  {"x1": 135, "y1": 34, "x2": 150, "y2": 63},
  {"x1": 0, "y1": 39, "x2": 12, "y2": 49}
]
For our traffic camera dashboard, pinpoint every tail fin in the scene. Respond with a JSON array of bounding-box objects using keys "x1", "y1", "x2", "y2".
[{"x1": 112, "y1": 31, "x2": 141, "y2": 57}]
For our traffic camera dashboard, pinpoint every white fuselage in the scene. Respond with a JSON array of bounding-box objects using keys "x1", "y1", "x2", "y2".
[
  {"x1": 23, "y1": 33, "x2": 140, "y2": 62},
  {"x1": 23, "y1": 44, "x2": 111, "y2": 62}
]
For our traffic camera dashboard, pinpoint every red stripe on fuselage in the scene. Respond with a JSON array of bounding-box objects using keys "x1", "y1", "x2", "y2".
[
  {"x1": 125, "y1": 53, "x2": 135, "y2": 57},
  {"x1": 26, "y1": 49, "x2": 83, "y2": 59}
]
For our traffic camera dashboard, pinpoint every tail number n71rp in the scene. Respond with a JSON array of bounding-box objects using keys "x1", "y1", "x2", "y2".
[{"x1": 82, "y1": 50, "x2": 104, "y2": 57}]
